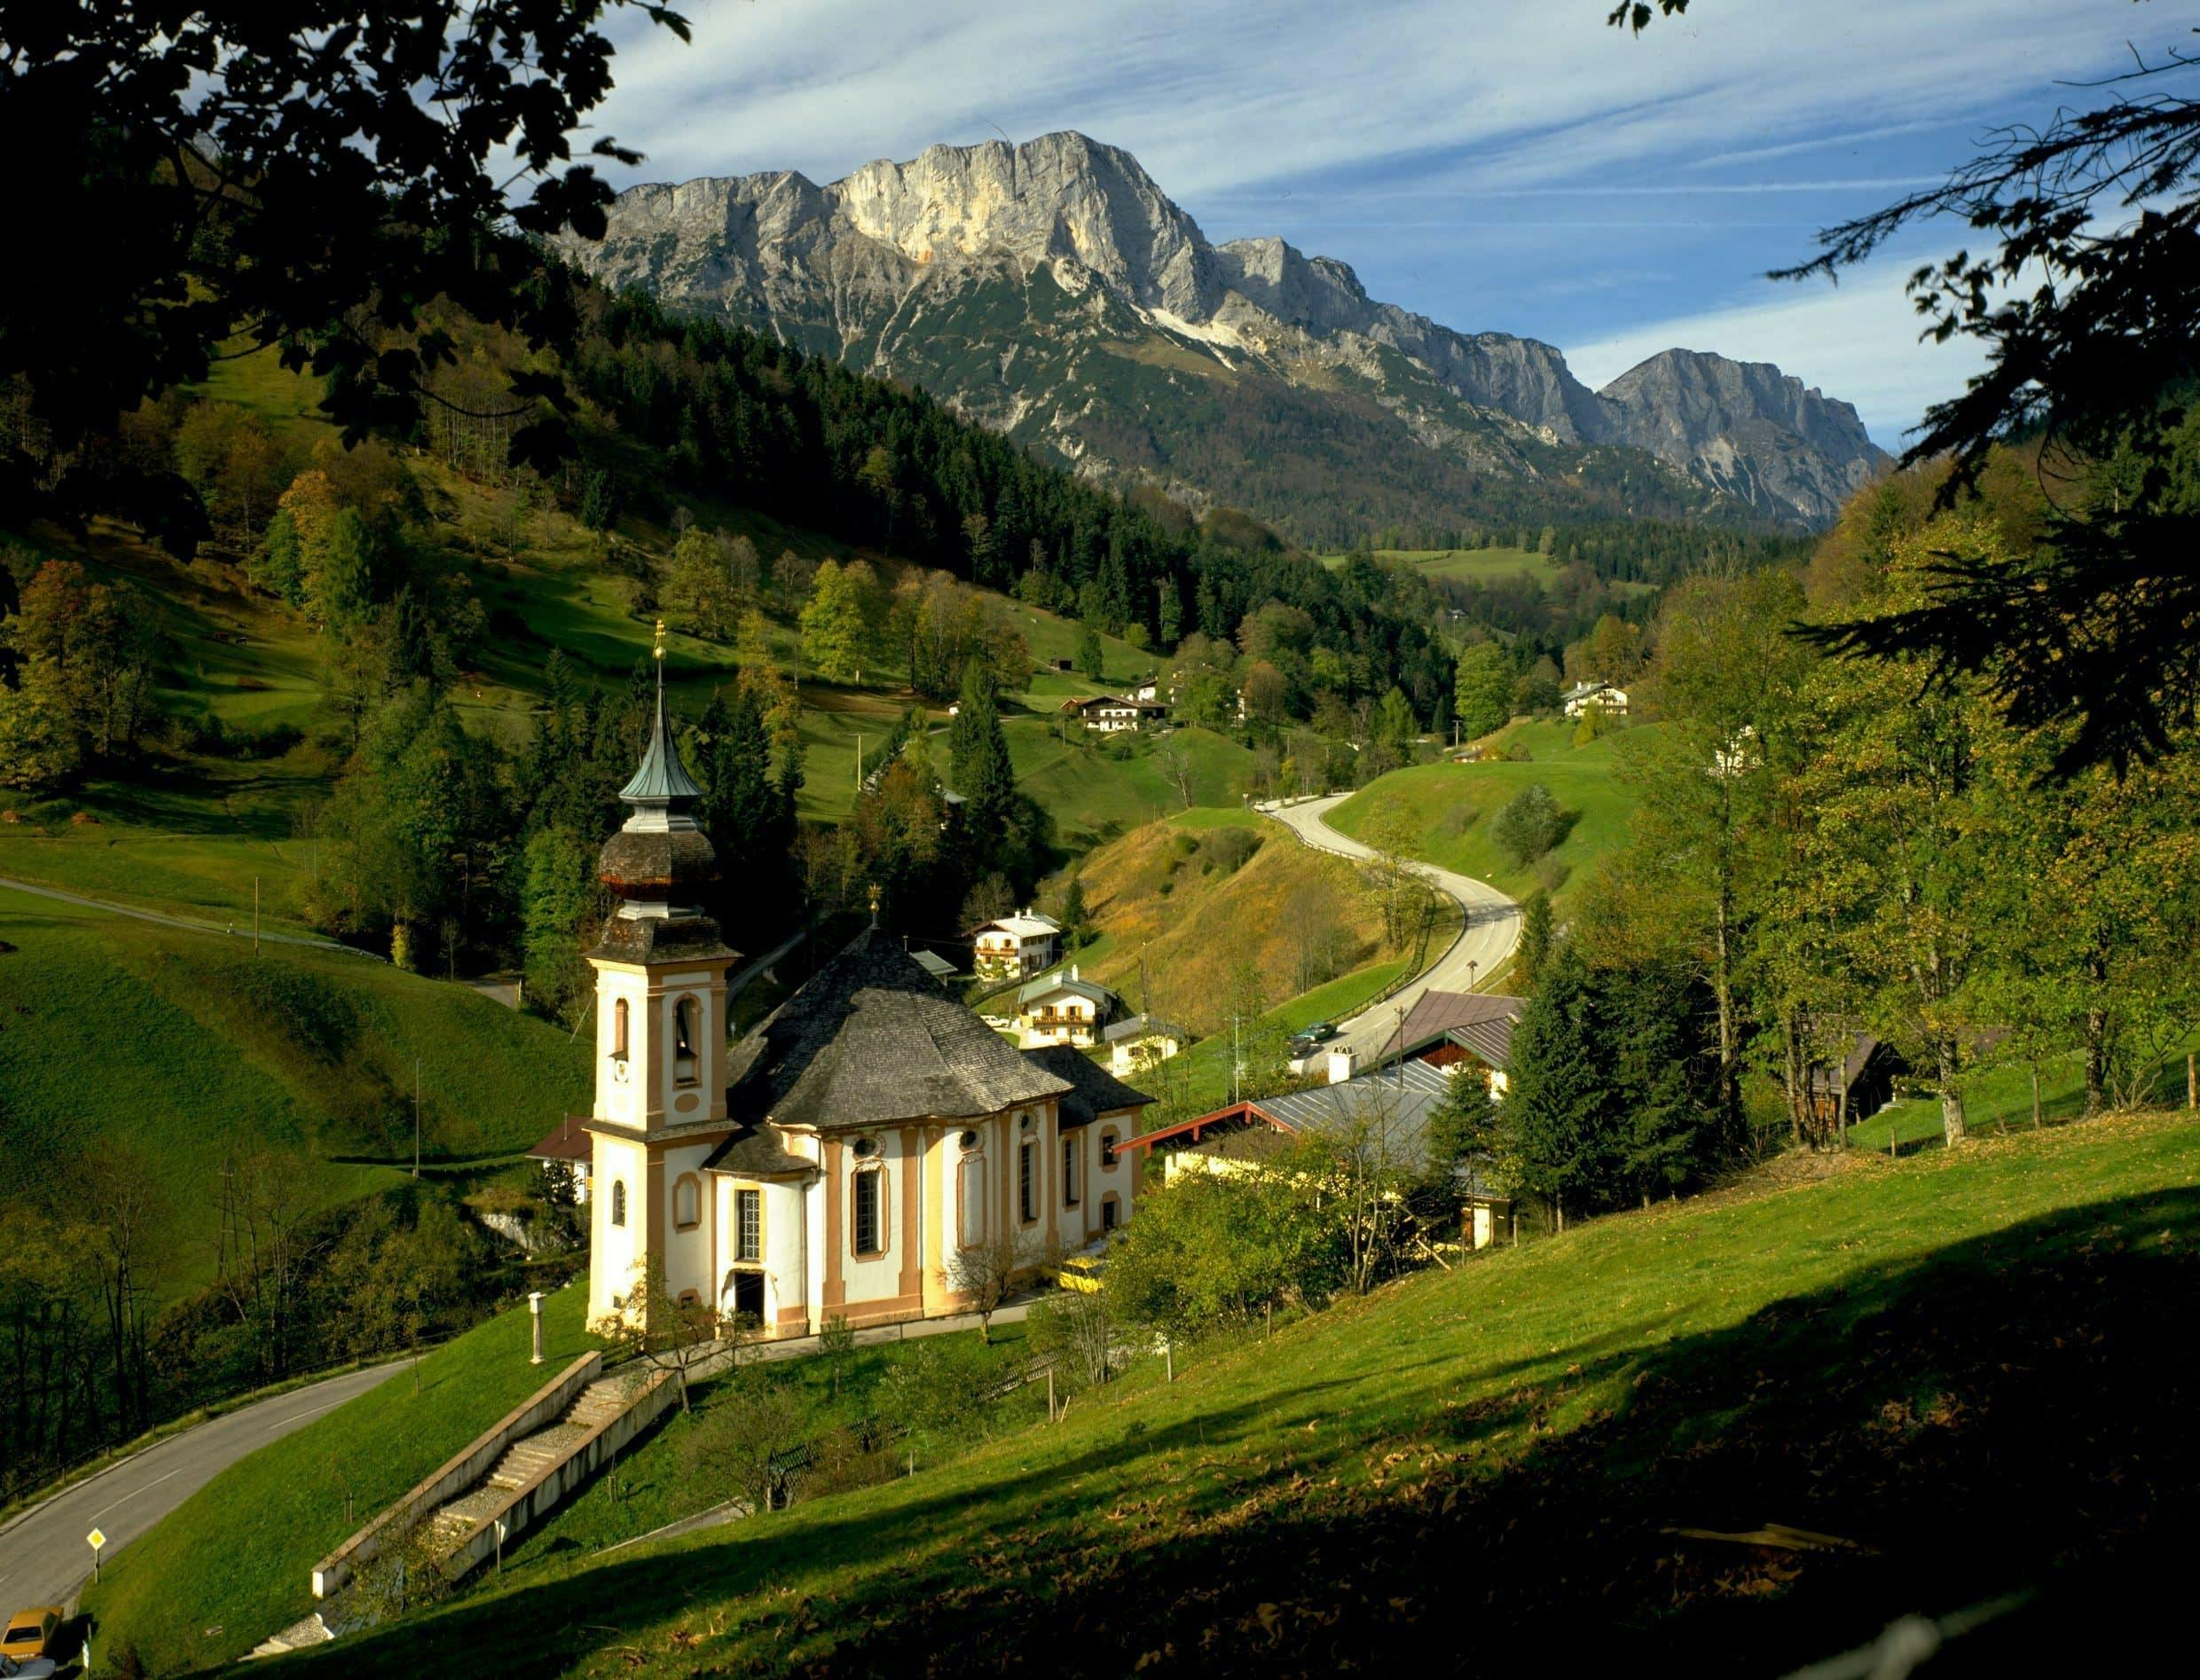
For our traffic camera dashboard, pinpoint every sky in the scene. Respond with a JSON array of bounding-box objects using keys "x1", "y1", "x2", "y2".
[{"x1": 580, "y1": 0, "x2": 2162, "y2": 450}]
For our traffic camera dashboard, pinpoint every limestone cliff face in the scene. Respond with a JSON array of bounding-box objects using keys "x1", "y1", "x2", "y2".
[
  {"x1": 1600, "y1": 349, "x2": 1886, "y2": 525},
  {"x1": 561, "y1": 132, "x2": 1887, "y2": 530}
]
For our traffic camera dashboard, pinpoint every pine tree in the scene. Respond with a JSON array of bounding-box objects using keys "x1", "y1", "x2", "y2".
[
  {"x1": 947, "y1": 663, "x2": 1015, "y2": 839},
  {"x1": 1497, "y1": 945, "x2": 1614, "y2": 1222},
  {"x1": 1515, "y1": 891, "x2": 1554, "y2": 990},
  {"x1": 1157, "y1": 575, "x2": 1183, "y2": 648}
]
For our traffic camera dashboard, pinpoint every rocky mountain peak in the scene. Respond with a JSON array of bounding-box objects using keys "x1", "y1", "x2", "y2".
[
  {"x1": 1599, "y1": 349, "x2": 1886, "y2": 523},
  {"x1": 563, "y1": 132, "x2": 1890, "y2": 529},
  {"x1": 834, "y1": 130, "x2": 1219, "y2": 318}
]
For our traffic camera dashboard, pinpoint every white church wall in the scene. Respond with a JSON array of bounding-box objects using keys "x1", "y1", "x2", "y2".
[
  {"x1": 653, "y1": 968, "x2": 724, "y2": 1127},
  {"x1": 658, "y1": 1140, "x2": 715, "y2": 1305},
  {"x1": 805, "y1": 1173, "x2": 828, "y2": 1324},
  {"x1": 841, "y1": 1129, "x2": 912, "y2": 1309},
  {"x1": 1088, "y1": 1105, "x2": 1139, "y2": 1238},
  {"x1": 588, "y1": 1131, "x2": 648, "y2": 1326},
  {"x1": 593, "y1": 964, "x2": 652, "y2": 1131},
  {"x1": 763, "y1": 1181, "x2": 805, "y2": 1332}
]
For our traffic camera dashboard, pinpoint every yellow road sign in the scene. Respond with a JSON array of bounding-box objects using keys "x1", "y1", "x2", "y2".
[{"x1": 88, "y1": 1527, "x2": 106, "y2": 1550}]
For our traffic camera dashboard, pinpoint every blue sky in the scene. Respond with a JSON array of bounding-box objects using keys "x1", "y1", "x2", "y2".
[{"x1": 585, "y1": 0, "x2": 2157, "y2": 449}]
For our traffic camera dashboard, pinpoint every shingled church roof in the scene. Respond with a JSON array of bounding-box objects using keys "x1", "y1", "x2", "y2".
[
  {"x1": 1023, "y1": 1044, "x2": 1156, "y2": 1128},
  {"x1": 727, "y1": 927, "x2": 1072, "y2": 1131}
]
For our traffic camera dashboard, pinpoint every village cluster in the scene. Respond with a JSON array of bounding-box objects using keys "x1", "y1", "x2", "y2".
[{"x1": 526, "y1": 660, "x2": 1558, "y2": 1341}]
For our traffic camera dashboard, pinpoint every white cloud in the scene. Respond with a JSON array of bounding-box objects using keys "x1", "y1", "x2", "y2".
[
  {"x1": 1563, "y1": 255, "x2": 1986, "y2": 448},
  {"x1": 596, "y1": 0, "x2": 2148, "y2": 202},
  {"x1": 578, "y1": 0, "x2": 2127, "y2": 437}
]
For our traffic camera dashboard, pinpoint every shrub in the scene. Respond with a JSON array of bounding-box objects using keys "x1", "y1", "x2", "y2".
[
  {"x1": 1492, "y1": 784, "x2": 1567, "y2": 867},
  {"x1": 1202, "y1": 827, "x2": 1261, "y2": 875}
]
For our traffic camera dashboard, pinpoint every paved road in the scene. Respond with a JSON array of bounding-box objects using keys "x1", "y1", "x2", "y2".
[
  {"x1": 0, "y1": 875, "x2": 381, "y2": 960},
  {"x1": 0, "y1": 1362, "x2": 405, "y2": 1613},
  {"x1": 1260, "y1": 794, "x2": 1520, "y2": 1064}
]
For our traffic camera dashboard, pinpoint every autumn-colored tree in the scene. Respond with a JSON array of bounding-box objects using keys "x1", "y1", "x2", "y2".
[
  {"x1": 662, "y1": 524, "x2": 742, "y2": 641},
  {"x1": 1242, "y1": 659, "x2": 1289, "y2": 730},
  {"x1": 800, "y1": 558, "x2": 868, "y2": 683},
  {"x1": 0, "y1": 558, "x2": 162, "y2": 777},
  {"x1": 1453, "y1": 641, "x2": 1513, "y2": 742}
]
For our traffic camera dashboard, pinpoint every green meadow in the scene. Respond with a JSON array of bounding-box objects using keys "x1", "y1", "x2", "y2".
[{"x1": 270, "y1": 1109, "x2": 2200, "y2": 1676}]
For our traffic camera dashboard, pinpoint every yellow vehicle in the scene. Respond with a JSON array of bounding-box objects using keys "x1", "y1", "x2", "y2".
[
  {"x1": 0, "y1": 1609, "x2": 58, "y2": 1661},
  {"x1": 1052, "y1": 1253, "x2": 1104, "y2": 1295}
]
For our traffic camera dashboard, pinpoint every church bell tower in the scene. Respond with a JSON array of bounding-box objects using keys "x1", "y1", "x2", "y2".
[{"x1": 584, "y1": 624, "x2": 739, "y2": 1328}]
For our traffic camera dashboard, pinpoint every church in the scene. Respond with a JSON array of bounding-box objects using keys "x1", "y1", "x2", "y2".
[{"x1": 568, "y1": 643, "x2": 1153, "y2": 1338}]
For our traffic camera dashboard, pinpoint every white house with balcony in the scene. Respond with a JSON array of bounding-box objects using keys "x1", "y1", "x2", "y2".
[
  {"x1": 1561, "y1": 680, "x2": 1629, "y2": 718},
  {"x1": 972, "y1": 910, "x2": 1063, "y2": 981},
  {"x1": 1014, "y1": 968, "x2": 1122, "y2": 1048}
]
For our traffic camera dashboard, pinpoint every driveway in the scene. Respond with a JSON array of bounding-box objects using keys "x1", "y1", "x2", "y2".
[
  {"x1": 1261, "y1": 794, "x2": 1520, "y2": 1063},
  {"x1": 0, "y1": 1362, "x2": 405, "y2": 1613}
]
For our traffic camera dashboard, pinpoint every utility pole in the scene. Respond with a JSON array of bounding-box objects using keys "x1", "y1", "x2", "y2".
[
  {"x1": 1230, "y1": 1008, "x2": 1240, "y2": 1105},
  {"x1": 854, "y1": 731, "x2": 863, "y2": 796},
  {"x1": 413, "y1": 1056, "x2": 422, "y2": 1179}
]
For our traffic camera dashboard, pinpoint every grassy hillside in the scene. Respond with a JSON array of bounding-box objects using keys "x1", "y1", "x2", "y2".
[
  {"x1": 1320, "y1": 546, "x2": 1659, "y2": 598},
  {"x1": 1846, "y1": 1038, "x2": 2200, "y2": 1155},
  {"x1": 81, "y1": 1284, "x2": 602, "y2": 1675},
  {"x1": 0, "y1": 341, "x2": 1182, "y2": 929},
  {"x1": 1005, "y1": 725, "x2": 1257, "y2": 854},
  {"x1": 1326, "y1": 718, "x2": 1638, "y2": 906},
  {"x1": 1062, "y1": 807, "x2": 1395, "y2": 1036},
  {"x1": 0, "y1": 885, "x2": 588, "y2": 1276},
  {"x1": 287, "y1": 1111, "x2": 2199, "y2": 1676}
]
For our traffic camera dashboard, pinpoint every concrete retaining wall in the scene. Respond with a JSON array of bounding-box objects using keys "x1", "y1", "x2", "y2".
[
  {"x1": 311, "y1": 1352, "x2": 601, "y2": 1598},
  {"x1": 434, "y1": 1365, "x2": 680, "y2": 1582}
]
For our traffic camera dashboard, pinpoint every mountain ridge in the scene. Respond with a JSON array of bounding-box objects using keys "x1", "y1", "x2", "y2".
[{"x1": 560, "y1": 131, "x2": 1889, "y2": 535}]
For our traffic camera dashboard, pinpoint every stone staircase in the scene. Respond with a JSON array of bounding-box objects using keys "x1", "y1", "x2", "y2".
[{"x1": 420, "y1": 1378, "x2": 631, "y2": 1559}]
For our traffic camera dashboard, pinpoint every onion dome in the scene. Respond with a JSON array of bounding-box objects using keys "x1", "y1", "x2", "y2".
[{"x1": 593, "y1": 624, "x2": 726, "y2": 952}]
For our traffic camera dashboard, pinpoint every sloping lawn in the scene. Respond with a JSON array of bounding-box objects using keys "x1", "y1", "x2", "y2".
[
  {"x1": 0, "y1": 888, "x2": 587, "y2": 1282},
  {"x1": 1327, "y1": 733, "x2": 1638, "y2": 905},
  {"x1": 82, "y1": 1285, "x2": 601, "y2": 1674},
  {"x1": 293, "y1": 1112, "x2": 2200, "y2": 1676}
]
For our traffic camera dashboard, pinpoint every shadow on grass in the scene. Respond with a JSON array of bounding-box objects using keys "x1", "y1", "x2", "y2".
[{"x1": 274, "y1": 1184, "x2": 2200, "y2": 1678}]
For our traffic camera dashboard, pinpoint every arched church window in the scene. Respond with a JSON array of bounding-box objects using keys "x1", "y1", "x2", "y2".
[
  {"x1": 958, "y1": 1154, "x2": 986, "y2": 1249},
  {"x1": 673, "y1": 1173, "x2": 701, "y2": 1231},
  {"x1": 673, "y1": 996, "x2": 699, "y2": 1085},
  {"x1": 610, "y1": 1179, "x2": 627, "y2": 1228},
  {"x1": 852, "y1": 1165, "x2": 885, "y2": 1256},
  {"x1": 612, "y1": 998, "x2": 630, "y2": 1059}
]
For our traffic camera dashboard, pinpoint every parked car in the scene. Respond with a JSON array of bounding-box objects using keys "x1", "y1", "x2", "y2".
[
  {"x1": 0, "y1": 1609, "x2": 58, "y2": 1668},
  {"x1": 1051, "y1": 1253, "x2": 1104, "y2": 1295},
  {"x1": 0, "y1": 1651, "x2": 59, "y2": 1679}
]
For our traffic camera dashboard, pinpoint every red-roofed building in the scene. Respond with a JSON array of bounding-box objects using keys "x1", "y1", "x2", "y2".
[
  {"x1": 527, "y1": 1116, "x2": 593, "y2": 1205},
  {"x1": 1374, "y1": 989, "x2": 1527, "y2": 1096}
]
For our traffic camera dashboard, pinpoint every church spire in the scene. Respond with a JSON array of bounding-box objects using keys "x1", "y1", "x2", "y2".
[
  {"x1": 595, "y1": 621, "x2": 719, "y2": 924},
  {"x1": 618, "y1": 620, "x2": 703, "y2": 815}
]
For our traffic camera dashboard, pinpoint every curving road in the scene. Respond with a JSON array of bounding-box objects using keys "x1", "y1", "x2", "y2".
[
  {"x1": 1259, "y1": 793, "x2": 1520, "y2": 1064},
  {"x1": 0, "y1": 1362, "x2": 405, "y2": 1614}
]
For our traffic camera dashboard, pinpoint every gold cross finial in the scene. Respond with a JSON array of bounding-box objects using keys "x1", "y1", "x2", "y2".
[
  {"x1": 653, "y1": 619, "x2": 667, "y2": 661},
  {"x1": 868, "y1": 882, "x2": 881, "y2": 923}
]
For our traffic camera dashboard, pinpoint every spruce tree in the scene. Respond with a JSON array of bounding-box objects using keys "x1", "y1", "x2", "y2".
[
  {"x1": 947, "y1": 663, "x2": 1016, "y2": 840},
  {"x1": 1497, "y1": 944, "x2": 1614, "y2": 1222},
  {"x1": 1516, "y1": 891, "x2": 1554, "y2": 989}
]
